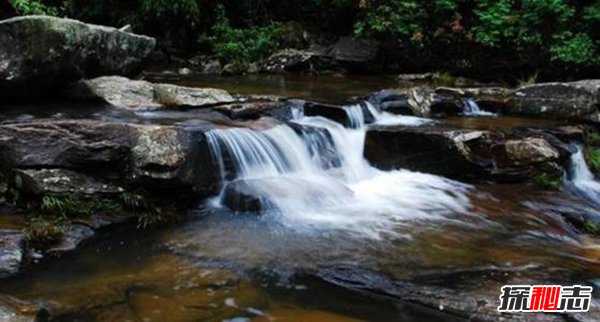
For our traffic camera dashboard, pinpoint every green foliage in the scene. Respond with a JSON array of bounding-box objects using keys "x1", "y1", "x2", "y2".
[
  {"x1": 550, "y1": 32, "x2": 598, "y2": 66},
  {"x1": 583, "y1": 220, "x2": 600, "y2": 235},
  {"x1": 586, "y1": 148, "x2": 600, "y2": 176},
  {"x1": 587, "y1": 132, "x2": 600, "y2": 146},
  {"x1": 41, "y1": 194, "x2": 121, "y2": 218},
  {"x1": 24, "y1": 216, "x2": 67, "y2": 249},
  {"x1": 9, "y1": 0, "x2": 60, "y2": 15},
  {"x1": 517, "y1": 72, "x2": 539, "y2": 87},
  {"x1": 534, "y1": 172, "x2": 562, "y2": 190},
  {"x1": 201, "y1": 6, "x2": 282, "y2": 63}
]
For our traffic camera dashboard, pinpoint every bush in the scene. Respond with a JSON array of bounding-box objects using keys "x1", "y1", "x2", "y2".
[
  {"x1": 25, "y1": 216, "x2": 67, "y2": 249},
  {"x1": 534, "y1": 172, "x2": 562, "y2": 190},
  {"x1": 201, "y1": 5, "x2": 282, "y2": 64}
]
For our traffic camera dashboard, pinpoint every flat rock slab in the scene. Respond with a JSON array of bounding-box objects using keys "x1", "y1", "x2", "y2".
[
  {"x1": 68, "y1": 76, "x2": 235, "y2": 110},
  {"x1": 0, "y1": 15, "x2": 156, "y2": 99}
]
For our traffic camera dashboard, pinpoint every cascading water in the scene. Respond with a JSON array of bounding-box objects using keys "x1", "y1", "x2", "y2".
[
  {"x1": 461, "y1": 98, "x2": 496, "y2": 116},
  {"x1": 567, "y1": 146, "x2": 600, "y2": 205},
  {"x1": 206, "y1": 102, "x2": 471, "y2": 239}
]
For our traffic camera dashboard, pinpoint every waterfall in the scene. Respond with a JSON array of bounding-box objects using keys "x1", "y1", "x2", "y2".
[
  {"x1": 461, "y1": 98, "x2": 496, "y2": 116},
  {"x1": 567, "y1": 146, "x2": 600, "y2": 205},
  {"x1": 205, "y1": 102, "x2": 470, "y2": 239}
]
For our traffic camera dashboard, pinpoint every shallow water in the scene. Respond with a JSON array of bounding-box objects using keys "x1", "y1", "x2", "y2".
[{"x1": 1, "y1": 75, "x2": 600, "y2": 321}]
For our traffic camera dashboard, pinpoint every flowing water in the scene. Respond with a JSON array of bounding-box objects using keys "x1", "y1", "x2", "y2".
[
  {"x1": 461, "y1": 98, "x2": 497, "y2": 117},
  {"x1": 2, "y1": 76, "x2": 600, "y2": 321}
]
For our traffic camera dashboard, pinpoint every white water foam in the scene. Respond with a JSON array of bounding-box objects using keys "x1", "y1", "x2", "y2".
[
  {"x1": 462, "y1": 98, "x2": 497, "y2": 117},
  {"x1": 206, "y1": 102, "x2": 471, "y2": 239},
  {"x1": 568, "y1": 146, "x2": 600, "y2": 205}
]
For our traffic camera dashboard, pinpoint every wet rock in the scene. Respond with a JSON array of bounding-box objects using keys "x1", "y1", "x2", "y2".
[
  {"x1": 67, "y1": 76, "x2": 234, "y2": 110},
  {"x1": 222, "y1": 180, "x2": 269, "y2": 212},
  {"x1": 435, "y1": 86, "x2": 510, "y2": 112},
  {"x1": 47, "y1": 224, "x2": 95, "y2": 254},
  {"x1": 0, "y1": 16, "x2": 155, "y2": 100},
  {"x1": 330, "y1": 37, "x2": 379, "y2": 63},
  {"x1": 364, "y1": 125, "x2": 489, "y2": 179},
  {"x1": 367, "y1": 89, "x2": 412, "y2": 115},
  {"x1": 14, "y1": 169, "x2": 123, "y2": 195},
  {"x1": 0, "y1": 230, "x2": 24, "y2": 278},
  {"x1": 289, "y1": 123, "x2": 341, "y2": 170},
  {"x1": 507, "y1": 80, "x2": 600, "y2": 123},
  {"x1": 214, "y1": 100, "x2": 285, "y2": 120},
  {"x1": 365, "y1": 125, "x2": 564, "y2": 182},
  {"x1": 261, "y1": 49, "x2": 332, "y2": 73},
  {"x1": 303, "y1": 102, "x2": 351, "y2": 127},
  {"x1": 306, "y1": 267, "x2": 568, "y2": 322},
  {"x1": 0, "y1": 294, "x2": 47, "y2": 322}
]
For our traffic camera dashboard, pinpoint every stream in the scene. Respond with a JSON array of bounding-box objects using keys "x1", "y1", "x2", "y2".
[{"x1": 1, "y1": 75, "x2": 599, "y2": 321}]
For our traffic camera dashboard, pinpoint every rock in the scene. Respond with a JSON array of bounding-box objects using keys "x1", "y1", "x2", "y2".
[
  {"x1": 435, "y1": 86, "x2": 510, "y2": 112},
  {"x1": 0, "y1": 120, "x2": 219, "y2": 194},
  {"x1": 367, "y1": 89, "x2": 412, "y2": 115},
  {"x1": 364, "y1": 125, "x2": 564, "y2": 182},
  {"x1": 0, "y1": 230, "x2": 24, "y2": 278},
  {"x1": 0, "y1": 295, "x2": 47, "y2": 322},
  {"x1": 396, "y1": 73, "x2": 435, "y2": 82},
  {"x1": 201, "y1": 60, "x2": 222, "y2": 75},
  {"x1": 261, "y1": 49, "x2": 332, "y2": 73},
  {"x1": 177, "y1": 67, "x2": 192, "y2": 75},
  {"x1": 246, "y1": 62, "x2": 261, "y2": 74},
  {"x1": 47, "y1": 224, "x2": 95, "y2": 254},
  {"x1": 303, "y1": 102, "x2": 351, "y2": 126},
  {"x1": 507, "y1": 80, "x2": 600, "y2": 123},
  {"x1": 222, "y1": 61, "x2": 248, "y2": 75},
  {"x1": 221, "y1": 179, "x2": 269, "y2": 212},
  {"x1": 330, "y1": 37, "x2": 379, "y2": 63},
  {"x1": 365, "y1": 125, "x2": 489, "y2": 179},
  {"x1": 14, "y1": 169, "x2": 123, "y2": 195},
  {"x1": 0, "y1": 16, "x2": 155, "y2": 99},
  {"x1": 214, "y1": 100, "x2": 285, "y2": 120},
  {"x1": 67, "y1": 76, "x2": 234, "y2": 110}
]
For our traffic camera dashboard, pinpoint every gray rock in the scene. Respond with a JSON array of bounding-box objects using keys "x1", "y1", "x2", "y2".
[
  {"x1": 330, "y1": 37, "x2": 379, "y2": 63},
  {"x1": 201, "y1": 60, "x2": 222, "y2": 75},
  {"x1": 14, "y1": 169, "x2": 123, "y2": 195},
  {"x1": 0, "y1": 16, "x2": 155, "y2": 99},
  {"x1": 67, "y1": 76, "x2": 234, "y2": 110},
  {"x1": 0, "y1": 120, "x2": 220, "y2": 194},
  {"x1": 507, "y1": 80, "x2": 600, "y2": 123}
]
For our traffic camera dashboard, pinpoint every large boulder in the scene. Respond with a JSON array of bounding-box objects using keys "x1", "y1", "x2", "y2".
[
  {"x1": 67, "y1": 76, "x2": 235, "y2": 110},
  {"x1": 364, "y1": 125, "x2": 565, "y2": 182},
  {"x1": 330, "y1": 37, "x2": 379, "y2": 63},
  {"x1": 0, "y1": 120, "x2": 219, "y2": 194},
  {"x1": 507, "y1": 80, "x2": 600, "y2": 123},
  {"x1": 0, "y1": 16, "x2": 156, "y2": 99}
]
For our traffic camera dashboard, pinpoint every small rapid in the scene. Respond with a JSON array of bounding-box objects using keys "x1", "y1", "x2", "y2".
[
  {"x1": 461, "y1": 98, "x2": 497, "y2": 117},
  {"x1": 568, "y1": 146, "x2": 600, "y2": 205},
  {"x1": 205, "y1": 102, "x2": 471, "y2": 239}
]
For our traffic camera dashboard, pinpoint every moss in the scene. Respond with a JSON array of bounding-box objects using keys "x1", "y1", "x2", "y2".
[
  {"x1": 24, "y1": 216, "x2": 68, "y2": 249},
  {"x1": 533, "y1": 172, "x2": 563, "y2": 190},
  {"x1": 585, "y1": 148, "x2": 600, "y2": 176}
]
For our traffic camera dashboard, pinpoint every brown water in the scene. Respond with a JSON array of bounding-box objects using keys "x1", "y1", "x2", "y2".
[{"x1": 1, "y1": 75, "x2": 600, "y2": 321}]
